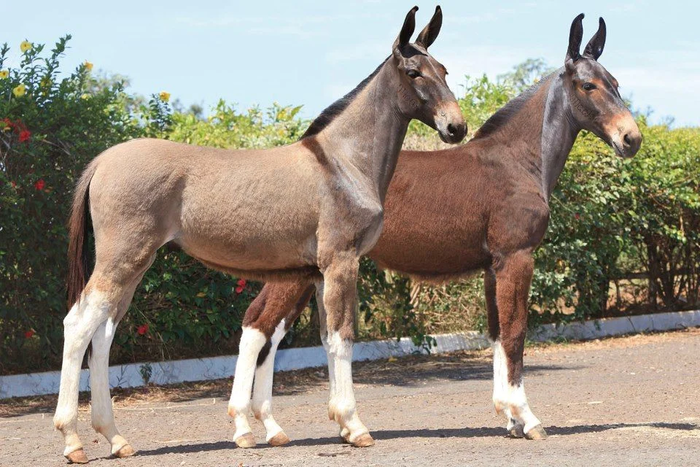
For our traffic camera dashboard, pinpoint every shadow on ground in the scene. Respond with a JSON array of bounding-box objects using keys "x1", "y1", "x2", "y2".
[
  {"x1": 0, "y1": 350, "x2": 573, "y2": 418},
  {"x1": 132, "y1": 421, "x2": 699, "y2": 458}
]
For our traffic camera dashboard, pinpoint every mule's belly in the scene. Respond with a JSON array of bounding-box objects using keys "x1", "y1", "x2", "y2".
[
  {"x1": 368, "y1": 207, "x2": 490, "y2": 277},
  {"x1": 369, "y1": 238, "x2": 489, "y2": 277},
  {"x1": 176, "y1": 228, "x2": 317, "y2": 272},
  {"x1": 176, "y1": 194, "x2": 320, "y2": 272}
]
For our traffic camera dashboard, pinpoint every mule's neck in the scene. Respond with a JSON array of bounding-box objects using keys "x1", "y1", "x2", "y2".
[
  {"x1": 477, "y1": 70, "x2": 582, "y2": 203},
  {"x1": 539, "y1": 69, "x2": 582, "y2": 199},
  {"x1": 313, "y1": 63, "x2": 410, "y2": 202}
]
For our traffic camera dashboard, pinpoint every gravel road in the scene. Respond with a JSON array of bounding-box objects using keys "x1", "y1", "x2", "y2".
[{"x1": 2, "y1": 329, "x2": 699, "y2": 466}]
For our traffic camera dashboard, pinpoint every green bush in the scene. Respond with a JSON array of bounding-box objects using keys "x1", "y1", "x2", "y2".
[
  {"x1": 1, "y1": 38, "x2": 698, "y2": 374},
  {"x1": 0, "y1": 37, "x2": 143, "y2": 373}
]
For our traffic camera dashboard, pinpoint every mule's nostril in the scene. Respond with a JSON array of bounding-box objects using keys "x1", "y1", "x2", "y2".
[
  {"x1": 447, "y1": 123, "x2": 456, "y2": 135},
  {"x1": 623, "y1": 133, "x2": 632, "y2": 147}
]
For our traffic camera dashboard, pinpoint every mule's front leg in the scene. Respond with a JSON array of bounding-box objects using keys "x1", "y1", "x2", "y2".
[
  {"x1": 321, "y1": 256, "x2": 374, "y2": 447},
  {"x1": 491, "y1": 251, "x2": 547, "y2": 440}
]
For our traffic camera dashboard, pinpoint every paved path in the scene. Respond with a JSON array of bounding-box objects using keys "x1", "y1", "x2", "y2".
[{"x1": 2, "y1": 329, "x2": 699, "y2": 466}]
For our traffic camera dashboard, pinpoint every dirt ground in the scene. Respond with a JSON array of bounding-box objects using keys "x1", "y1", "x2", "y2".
[{"x1": 2, "y1": 329, "x2": 699, "y2": 467}]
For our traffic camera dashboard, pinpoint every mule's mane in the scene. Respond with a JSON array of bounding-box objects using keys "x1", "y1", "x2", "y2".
[
  {"x1": 302, "y1": 57, "x2": 390, "y2": 138},
  {"x1": 472, "y1": 72, "x2": 554, "y2": 140}
]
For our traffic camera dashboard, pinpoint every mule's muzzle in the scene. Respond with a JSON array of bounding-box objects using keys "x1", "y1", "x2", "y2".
[
  {"x1": 611, "y1": 126, "x2": 642, "y2": 158},
  {"x1": 436, "y1": 108, "x2": 467, "y2": 144}
]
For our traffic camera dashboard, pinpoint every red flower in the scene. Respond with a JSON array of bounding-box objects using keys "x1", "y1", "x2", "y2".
[
  {"x1": 574, "y1": 213, "x2": 581, "y2": 220},
  {"x1": 10, "y1": 181, "x2": 16, "y2": 189},
  {"x1": 237, "y1": 279, "x2": 246, "y2": 287},
  {"x1": 34, "y1": 179, "x2": 45, "y2": 191},
  {"x1": 235, "y1": 286, "x2": 244, "y2": 294},
  {"x1": 2, "y1": 118, "x2": 13, "y2": 128},
  {"x1": 25, "y1": 329, "x2": 35, "y2": 339},
  {"x1": 137, "y1": 324, "x2": 149, "y2": 335},
  {"x1": 19, "y1": 129, "x2": 31, "y2": 142}
]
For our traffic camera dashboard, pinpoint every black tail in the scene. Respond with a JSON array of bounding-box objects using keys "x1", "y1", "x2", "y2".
[{"x1": 66, "y1": 160, "x2": 98, "y2": 309}]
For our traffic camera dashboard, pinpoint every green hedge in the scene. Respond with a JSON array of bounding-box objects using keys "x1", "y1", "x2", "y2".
[{"x1": 1, "y1": 39, "x2": 698, "y2": 374}]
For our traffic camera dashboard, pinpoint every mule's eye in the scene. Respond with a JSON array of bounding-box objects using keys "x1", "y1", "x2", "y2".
[
  {"x1": 406, "y1": 69, "x2": 421, "y2": 79},
  {"x1": 582, "y1": 82, "x2": 597, "y2": 91}
]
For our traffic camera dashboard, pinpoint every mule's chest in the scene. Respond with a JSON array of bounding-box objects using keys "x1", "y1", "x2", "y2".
[{"x1": 318, "y1": 180, "x2": 385, "y2": 254}]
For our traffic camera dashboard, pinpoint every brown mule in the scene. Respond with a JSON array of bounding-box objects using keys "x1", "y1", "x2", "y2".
[
  {"x1": 235, "y1": 13, "x2": 642, "y2": 444},
  {"x1": 54, "y1": 6, "x2": 466, "y2": 462}
]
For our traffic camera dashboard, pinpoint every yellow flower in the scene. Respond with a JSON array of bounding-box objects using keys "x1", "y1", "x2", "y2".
[
  {"x1": 84, "y1": 61, "x2": 93, "y2": 71},
  {"x1": 20, "y1": 40, "x2": 32, "y2": 53},
  {"x1": 80, "y1": 93, "x2": 90, "y2": 100},
  {"x1": 159, "y1": 91, "x2": 171, "y2": 103},
  {"x1": 13, "y1": 84, "x2": 26, "y2": 97},
  {"x1": 0, "y1": 70, "x2": 8, "y2": 79}
]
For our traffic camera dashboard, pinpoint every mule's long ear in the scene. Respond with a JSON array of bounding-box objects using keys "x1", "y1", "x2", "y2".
[
  {"x1": 416, "y1": 5, "x2": 442, "y2": 49},
  {"x1": 393, "y1": 6, "x2": 419, "y2": 51},
  {"x1": 566, "y1": 13, "x2": 585, "y2": 64},
  {"x1": 583, "y1": 17, "x2": 606, "y2": 60}
]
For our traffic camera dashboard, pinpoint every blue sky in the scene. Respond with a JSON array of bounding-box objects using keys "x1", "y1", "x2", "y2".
[{"x1": 4, "y1": 1, "x2": 698, "y2": 127}]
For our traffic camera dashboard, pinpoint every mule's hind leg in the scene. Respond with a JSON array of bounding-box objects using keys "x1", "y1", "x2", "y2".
[
  {"x1": 229, "y1": 326, "x2": 266, "y2": 447},
  {"x1": 490, "y1": 251, "x2": 547, "y2": 440},
  {"x1": 230, "y1": 280, "x2": 312, "y2": 447},
  {"x1": 88, "y1": 266, "x2": 152, "y2": 458},
  {"x1": 89, "y1": 320, "x2": 133, "y2": 458},
  {"x1": 53, "y1": 278, "x2": 127, "y2": 463},
  {"x1": 251, "y1": 283, "x2": 315, "y2": 446}
]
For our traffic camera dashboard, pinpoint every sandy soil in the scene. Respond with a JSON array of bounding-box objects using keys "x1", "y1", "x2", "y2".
[{"x1": 1, "y1": 329, "x2": 699, "y2": 466}]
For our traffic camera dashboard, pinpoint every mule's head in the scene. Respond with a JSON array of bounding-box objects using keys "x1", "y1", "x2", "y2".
[
  {"x1": 563, "y1": 14, "x2": 641, "y2": 158},
  {"x1": 390, "y1": 6, "x2": 466, "y2": 144}
]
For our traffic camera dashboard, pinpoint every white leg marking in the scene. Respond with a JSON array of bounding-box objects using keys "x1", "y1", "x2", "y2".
[
  {"x1": 327, "y1": 332, "x2": 368, "y2": 443},
  {"x1": 252, "y1": 319, "x2": 286, "y2": 442},
  {"x1": 54, "y1": 291, "x2": 112, "y2": 457},
  {"x1": 492, "y1": 340, "x2": 541, "y2": 434},
  {"x1": 316, "y1": 282, "x2": 337, "y2": 404},
  {"x1": 229, "y1": 326, "x2": 267, "y2": 441},
  {"x1": 89, "y1": 318, "x2": 130, "y2": 455}
]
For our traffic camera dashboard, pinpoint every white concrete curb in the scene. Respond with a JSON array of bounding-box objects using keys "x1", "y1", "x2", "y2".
[
  {"x1": 529, "y1": 309, "x2": 700, "y2": 342},
  {"x1": 1, "y1": 309, "x2": 698, "y2": 399}
]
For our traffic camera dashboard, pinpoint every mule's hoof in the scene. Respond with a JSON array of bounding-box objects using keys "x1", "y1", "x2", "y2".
[
  {"x1": 524, "y1": 424, "x2": 548, "y2": 440},
  {"x1": 235, "y1": 432, "x2": 257, "y2": 448},
  {"x1": 340, "y1": 427, "x2": 351, "y2": 444},
  {"x1": 268, "y1": 432, "x2": 291, "y2": 447},
  {"x1": 114, "y1": 444, "x2": 136, "y2": 458},
  {"x1": 351, "y1": 433, "x2": 375, "y2": 448},
  {"x1": 508, "y1": 424, "x2": 525, "y2": 438},
  {"x1": 65, "y1": 448, "x2": 89, "y2": 464}
]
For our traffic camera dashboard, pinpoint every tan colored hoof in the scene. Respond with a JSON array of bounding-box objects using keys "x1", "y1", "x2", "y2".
[
  {"x1": 114, "y1": 444, "x2": 136, "y2": 458},
  {"x1": 525, "y1": 424, "x2": 548, "y2": 440},
  {"x1": 351, "y1": 433, "x2": 375, "y2": 448},
  {"x1": 508, "y1": 424, "x2": 525, "y2": 438},
  {"x1": 235, "y1": 432, "x2": 256, "y2": 448},
  {"x1": 268, "y1": 431, "x2": 291, "y2": 447},
  {"x1": 65, "y1": 448, "x2": 88, "y2": 464}
]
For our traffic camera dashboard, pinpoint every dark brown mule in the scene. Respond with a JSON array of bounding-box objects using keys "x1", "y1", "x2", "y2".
[
  {"x1": 236, "y1": 14, "x2": 642, "y2": 444},
  {"x1": 55, "y1": 6, "x2": 465, "y2": 463}
]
